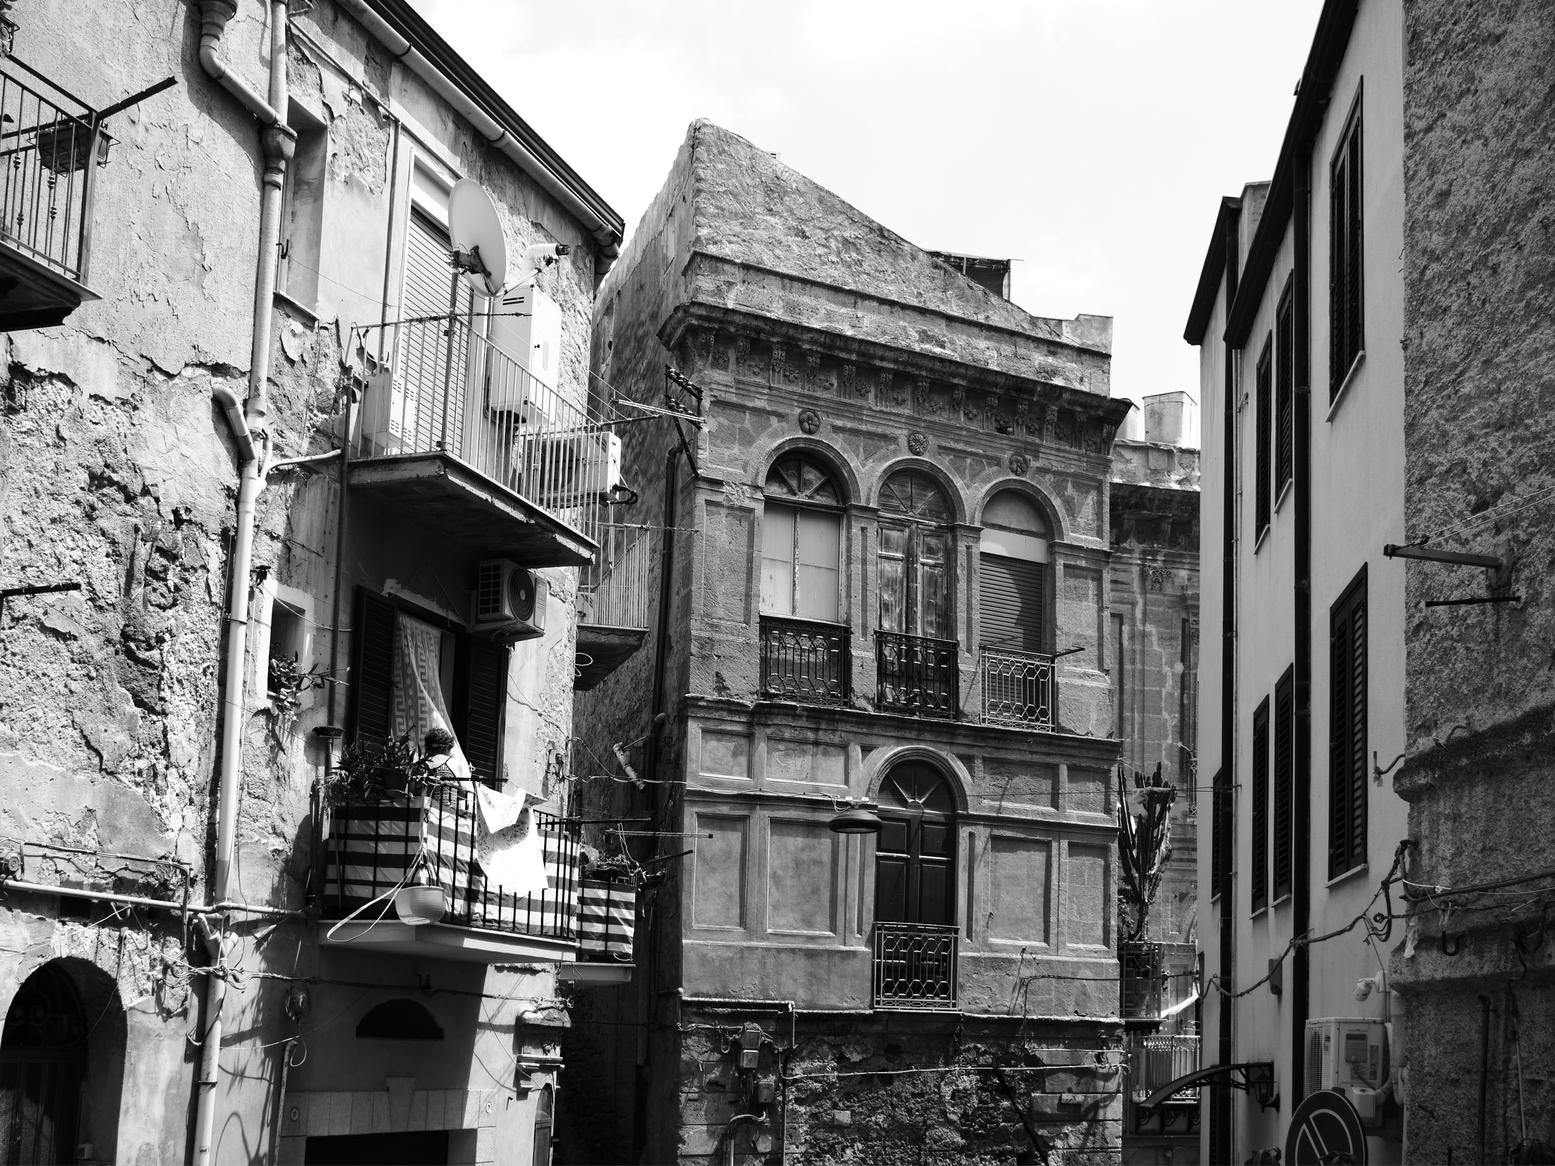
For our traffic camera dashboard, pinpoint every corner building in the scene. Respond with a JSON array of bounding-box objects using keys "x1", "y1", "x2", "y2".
[{"x1": 566, "y1": 121, "x2": 1135, "y2": 1165}]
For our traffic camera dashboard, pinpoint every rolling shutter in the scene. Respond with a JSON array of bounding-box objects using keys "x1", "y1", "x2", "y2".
[
  {"x1": 396, "y1": 210, "x2": 467, "y2": 453},
  {"x1": 979, "y1": 554, "x2": 1045, "y2": 652},
  {"x1": 350, "y1": 589, "x2": 398, "y2": 744},
  {"x1": 457, "y1": 635, "x2": 510, "y2": 788}
]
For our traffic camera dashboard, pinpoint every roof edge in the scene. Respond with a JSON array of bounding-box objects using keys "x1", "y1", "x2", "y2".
[
  {"x1": 1183, "y1": 197, "x2": 1243, "y2": 345},
  {"x1": 1224, "y1": 0, "x2": 1360, "y2": 348}
]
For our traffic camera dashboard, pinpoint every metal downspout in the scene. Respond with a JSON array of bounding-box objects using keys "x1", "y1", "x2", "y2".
[
  {"x1": 196, "y1": 4, "x2": 292, "y2": 1164},
  {"x1": 1291, "y1": 148, "x2": 1314, "y2": 1115}
]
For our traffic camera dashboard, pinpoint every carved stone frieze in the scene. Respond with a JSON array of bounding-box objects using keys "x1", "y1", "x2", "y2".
[
  {"x1": 841, "y1": 362, "x2": 856, "y2": 397},
  {"x1": 735, "y1": 336, "x2": 751, "y2": 372},
  {"x1": 805, "y1": 351, "x2": 821, "y2": 390}
]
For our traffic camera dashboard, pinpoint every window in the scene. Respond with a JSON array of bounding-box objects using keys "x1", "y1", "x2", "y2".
[
  {"x1": 532, "y1": 1085, "x2": 555, "y2": 1166},
  {"x1": 760, "y1": 454, "x2": 843, "y2": 623},
  {"x1": 1211, "y1": 766, "x2": 1231, "y2": 901},
  {"x1": 277, "y1": 101, "x2": 327, "y2": 308},
  {"x1": 1330, "y1": 92, "x2": 1364, "y2": 397},
  {"x1": 1254, "y1": 337, "x2": 1272, "y2": 539},
  {"x1": 978, "y1": 490, "x2": 1051, "y2": 653},
  {"x1": 1250, "y1": 698, "x2": 1269, "y2": 914},
  {"x1": 1329, "y1": 567, "x2": 1368, "y2": 878},
  {"x1": 1273, "y1": 668, "x2": 1295, "y2": 900},
  {"x1": 874, "y1": 763, "x2": 956, "y2": 926},
  {"x1": 349, "y1": 588, "x2": 510, "y2": 787},
  {"x1": 1276, "y1": 281, "x2": 1294, "y2": 496},
  {"x1": 878, "y1": 470, "x2": 954, "y2": 640},
  {"x1": 266, "y1": 599, "x2": 304, "y2": 699}
]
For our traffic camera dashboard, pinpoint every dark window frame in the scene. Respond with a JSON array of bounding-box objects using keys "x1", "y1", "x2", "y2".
[
  {"x1": 1329, "y1": 85, "x2": 1365, "y2": 399},
  {"x1": 1211, "y1": 766, "x2": 1231, "y2": 902},
  {"x1": 1250, "y1": 697, "x2": 1270, "y2": 914},
  {"x1": 1254, "y1": 336, "x2": 1272, "y2": 541},
  {"x1": 1329, "y1": 567, "x2": 1368, "y2": 878},
  {"x1": 1273, "y1": 667, "x2": 1295, "y2": 902},
  {"x1": 1276, "y1": 280, "x2": 1295, "y2": 497}
]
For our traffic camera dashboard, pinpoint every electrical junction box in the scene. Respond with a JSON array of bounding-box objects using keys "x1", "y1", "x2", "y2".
[
  {"x1": 754, "y1": 1076, "x2": 777, "y2": 1105},
  {"x1": 1305, "y1": 1017, "x2": 1386, "y2": 1118},
  {"x1": 489, "y1": 283, "x2": 562, "y2": 400}
]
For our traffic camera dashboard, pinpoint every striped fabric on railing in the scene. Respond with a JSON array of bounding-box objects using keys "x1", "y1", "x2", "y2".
[{"x1": 578, "y1": 880, "x2": 635, "y2": 958}]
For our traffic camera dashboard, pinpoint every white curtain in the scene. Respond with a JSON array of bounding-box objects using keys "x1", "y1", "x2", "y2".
[{"x1": 392, "y1": 613, "x2": 471, "y2": 781}]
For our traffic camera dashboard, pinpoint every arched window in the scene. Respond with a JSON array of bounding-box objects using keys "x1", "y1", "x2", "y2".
[
  {"x1": 877, "y1": 470, "x2": 954, "y2": 640},
  {"x1": 1, "y1": 964, "x2": 87, "y2": 1162},
  {"x1": 760, "y1": 453, "x2": 844, "y2": 623},
  {"x1": 356, "y1": 998, "x2": 445, "y2": 1041},
  {"x1": 979, "y1": 490, "x2": 1052, "y2": 653},
  {"x1": 874, "y1": 762, "x2": 956, "y2": 927}
]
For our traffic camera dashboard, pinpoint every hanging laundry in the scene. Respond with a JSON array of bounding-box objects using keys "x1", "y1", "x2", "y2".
[{"x1": 473, "y1": 784, "x2": 549, "y2": 894}]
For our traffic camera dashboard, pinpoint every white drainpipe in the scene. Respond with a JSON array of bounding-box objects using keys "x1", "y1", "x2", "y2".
[{"x1": 196, "y1": 3, "x2": 294, "y2": 1164}]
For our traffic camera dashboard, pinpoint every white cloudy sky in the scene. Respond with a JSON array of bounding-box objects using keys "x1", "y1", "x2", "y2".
[{"x1": 412, "y1": 0, "x2": 1325, "y2": 432}]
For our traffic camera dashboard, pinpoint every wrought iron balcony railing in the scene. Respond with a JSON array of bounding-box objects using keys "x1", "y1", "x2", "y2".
[
  {"x1": 352, "y1": 315, "x2": 613, "y2": 551},
  {"x1": 1120, "y1": 939, "x2": 1166, "y2": 1019},
  {"x1": 579, "y1": 524, "x2": 651, "y2": 631},
  {"x1": 1128, "y1": 1034, "x2": 1200, "y2": 1105},
  {"x1": 875, "y1": 630, "x2": 958, "y2": 718},
  {"x1": 980, "y1": 645, "x2": 1056, "y2": 731},
  {"x1": 873, "y1": 921, "x2": 958, "y2": 1010},
  {"x1": 322, "y1": 786, "x2": 580, "y2": 943},
  {"x1": 760, "y1": 615, "x2": 850, "y2": 706}
]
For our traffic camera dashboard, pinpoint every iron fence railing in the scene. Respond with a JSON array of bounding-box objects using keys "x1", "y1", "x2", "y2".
[
  {"x1": 980, "y1": 645, "x2": 1056, "y2": 731},
  {"x1": 322, "y1": 786, "x2": 580, "y2": 941},
  {"x1": 876, "y1": 630, "x2": 958, "y2": 718},
  {"x1": 353, "y1": 315, "x2": 613, "y2": 549},
  {"x1": 1129, "y1": 1034, "x2": 1200, "y2": 1104},
  {"x1": 1121, "y1": 939, "x2": 1166, "y2": 1019},
  {"x1": 0, "y1": 57, "x2": 103, "y2": 283},
  {"x1": 579, "y1": 524, "x2": 651, "y2": 630},
  {"x1": 760, "y1": 615, "x2": 850, "y2": 706},
  {"x1": 872, "y1": 921, "x2": 958, "y2": 1010}
]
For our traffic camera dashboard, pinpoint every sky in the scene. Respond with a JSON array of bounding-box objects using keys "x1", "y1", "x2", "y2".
[{"x1": 412, "y1": 0, "x2": 1326, "y2": 435}]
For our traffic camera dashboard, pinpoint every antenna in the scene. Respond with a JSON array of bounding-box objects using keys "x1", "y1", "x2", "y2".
[{"x1": 447, "y1": 178, "x2": 508, "y2": 298}]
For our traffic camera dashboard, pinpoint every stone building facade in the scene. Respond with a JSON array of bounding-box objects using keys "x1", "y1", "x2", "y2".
[
  {"x1": 564, "y1": 120, "x2": 1134, "y2": 1166},
  {"x1": 0, "y1": 2, "x2": 621, "y2": 1163}
]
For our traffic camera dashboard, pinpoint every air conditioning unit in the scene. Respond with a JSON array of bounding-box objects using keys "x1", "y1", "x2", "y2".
[
  {"x1": 488, "y1": 284, "x2": 562, "y2": 392},
  {"x1": 1305, "y1": 1017, "x2": 1386, "y2": 1120},
  {"x1": 521, "y1": 431, "x2": 623, "y2": 503},
  {"x1": 473, "y1": 559, "x2": 548, "y2": 640}
]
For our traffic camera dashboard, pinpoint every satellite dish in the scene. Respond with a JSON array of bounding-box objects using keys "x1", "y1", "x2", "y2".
[{"x1": 448, "y1": 178, "x2": 508, "y2": 298}]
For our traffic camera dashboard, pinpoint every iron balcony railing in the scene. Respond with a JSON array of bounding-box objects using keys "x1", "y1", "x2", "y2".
[
  {"x1": 1121, "y1": 939, "x2": 1167, "y2": 1019},
  {"x1": 579, "y1": 524, "x2": 651, "y2": 630},
  {"x1": 980, "y1": 645, "x2": 1056, "y2": 731},
  {"x1": 353, "y1": 315, "x2": 614, "y2": 548},
  {"x1": 0, "y1": 56, "x2": 105, "y2": 284},
  {"x1": 1129, "y1": 1034, "x2": 1200, "y2": 1104},
  {"x1": 760, "y1": 615, "x2": 850, "y2": 706},
  {"x1": 873, "y1": 921, "x2": 958, "y2": 1010},
  {"x1": 323, "y1": 786, "x2": 580, "y2": 942},
  {"x1": 876, "y1": 630, "x2": 958, "y2": 718}
]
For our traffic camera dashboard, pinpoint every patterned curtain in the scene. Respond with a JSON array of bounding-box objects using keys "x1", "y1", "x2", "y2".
[{"x1": 392, "y1": 613, "x2": 470, "y2": 779}]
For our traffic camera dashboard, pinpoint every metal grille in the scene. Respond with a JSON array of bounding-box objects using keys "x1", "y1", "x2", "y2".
[
  {"x1": 872, "y1": 922, "x2": 958, "y2": 1010},
  {"x1": 1120, "y1": 940, "x2": 1165, "y2": 1019},
  {"x1": 353, "y1": 315, "x2": 612, "y2": 549},
  {"x1": 760, "y1": 616, "x2": 850, "y2": 705},
  {"x1": 0, "y1": 57, "x2": 101, "y2": 284},
  {"x1": 875, "y1": 630, "x2": 958, "y2": 718},
  {"x1": 322, "y1": 789, "x2": 580, "y2": 941},
  {"x1": 1128, "y1": 1034, "x2": 1199, "y2": 1103},
  {"x1": 979, "y1": 646, "x2": 1055, "y2": 730}
]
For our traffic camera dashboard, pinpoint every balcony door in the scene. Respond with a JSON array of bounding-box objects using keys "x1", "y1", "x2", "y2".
[
  {"x1": 874, "y1": 762, "x2": 956, "y2": 926},
  {"x1": 978, "y1": 490, "x2": 1050, "y2": 653},
  {"x1": 877, "y1": 470, "x2": 953, "y2": 640}
]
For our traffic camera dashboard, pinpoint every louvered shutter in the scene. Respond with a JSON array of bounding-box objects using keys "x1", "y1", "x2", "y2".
[
  {"x1": 979, "y1": 554, "x2": 1045, "y2": 652},
  {"x1": 1251, "y1": 699, "x2": 1269, "y2": 913},
  {"x1": 1273, "y1": 671, "x2": 1294, "y2": 901},
  {"x1": 1329, "y1": 571, "x2": 1367, "y2": 877},
  {"x1": 1346, "y1": 118, "x2": 1364, "y2": 363},
  {"x1": 1347, "y1": 595, "x2": 1368, "y2": 871},
  {"x1": 351, "y1": 589, "x2": 398, "y2": 744},
  {"x1": 457, "y1": 635, "x2": 509, "y2": 788},
  {"x1": 1255, "y1": 343, "x2": 1272, "y2": 536},
  {"x1": 1276, "y1": 290, "x2": 1294, "y2": 494},
  {"x1": 396, "y1": 211, "x2": 467, "y2": 453}
]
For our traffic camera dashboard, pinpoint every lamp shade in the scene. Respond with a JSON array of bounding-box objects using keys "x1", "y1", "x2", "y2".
[
  {"x1": 828, "y1": 804, "x2": 884, "y2": 835},
  {"x1": 394, "y1": 884, "x2": 447, "y2": 925}
]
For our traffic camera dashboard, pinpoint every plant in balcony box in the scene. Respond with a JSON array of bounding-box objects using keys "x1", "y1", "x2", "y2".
[{"x1": 322, "y1": 733, "x2": 420, "y2": 807}]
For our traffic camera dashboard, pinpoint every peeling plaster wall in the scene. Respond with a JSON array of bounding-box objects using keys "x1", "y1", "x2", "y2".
[{"x1": 0, "y1": 2, "x2": 605, "y2": 1163}]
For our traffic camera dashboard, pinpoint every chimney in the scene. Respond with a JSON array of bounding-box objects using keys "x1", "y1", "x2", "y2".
[{"x1": 1142, "y1": 391, "x2": 1197, "y2": 447}]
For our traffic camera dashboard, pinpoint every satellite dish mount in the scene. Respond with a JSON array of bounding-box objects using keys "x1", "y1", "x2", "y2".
[{"x1": 447, "y1": 178, "x2": 508, "y2": 299}]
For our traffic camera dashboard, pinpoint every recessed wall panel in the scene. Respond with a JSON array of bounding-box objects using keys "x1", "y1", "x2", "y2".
[
  {"x1": 693, "y1": 814, "x2": 748, "y2": 929},
  {"x1": 988, "y1": 836, "x2": 1051, "y2": 944},
  {"x1": 767, "y1": 820, "x2": 837, "y2": 934}
]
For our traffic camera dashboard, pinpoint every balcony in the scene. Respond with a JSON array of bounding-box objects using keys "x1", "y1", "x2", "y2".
[
  {"x1": 1128, "y1": 1034, "x2": 1201, "y2": 1135},
  {"x1": 875, "y1": 630, "x2": 959, "y2": 719},
  {"x1": 350, "y1": 316, "x2": 613, "y2": 568},
  {"x1": 575, "y1": 525, "x2": 651, "y2": 690},
  {"x1": 319, "y1": 787, "x2": 581, "y2": 964},
  {"x1": 873, "y1": 922, "x2": 958, "y2": 1010},
  {"x1": 980, "y1": 646, "x2": 1056, "y2": 732},
  {"x1": 0, "y1": 57, "x2": 107, "y2": 330},
  {"x1": 759, "y1": 615, "x2": 851, "y2": 706},
  {"x1": 559, "y1": 877, "x2": 635, "y2": 985},
  {"x1": 1120, "y1": 939, "x2": 1166, "y2": 1019}
]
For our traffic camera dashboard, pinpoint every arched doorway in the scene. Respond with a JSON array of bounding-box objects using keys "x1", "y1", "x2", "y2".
[
  {"x1": 1, "y1": 963, "x2": 88, "y2": 1164},
  {"x1": 872, "y1": 762, "x2": 959, "y2": 1008}
]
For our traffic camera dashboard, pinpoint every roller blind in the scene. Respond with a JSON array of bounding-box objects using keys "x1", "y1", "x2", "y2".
[{"x1": 979, "y1": 553, "x2": 1045, "y2": 652}]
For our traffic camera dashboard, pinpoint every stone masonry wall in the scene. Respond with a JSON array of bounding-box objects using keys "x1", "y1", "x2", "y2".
[{"x1": 1395, "y1": 1, "x2": 1555, "y2": 1163}]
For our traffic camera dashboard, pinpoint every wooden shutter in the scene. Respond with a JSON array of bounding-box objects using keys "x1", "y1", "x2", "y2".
[
  {"x1": 1273, "y1": 669, "x2": 1294, "y2": 901},
  {"x1": 1346, "y1": 114, "x2": 1364, "y2": 364},
  {"x1": 350, "y1": 589, "x2": 398, "y2": 744},
  {"x1": 875, "y1": 818, "x2": 911, "y2": 923},
  {"x1": 979, "y1": 554, "x2": 1045, "y2": 652},
  {"x1": 878, "y1": 525, "x2": 908, "y2": 633},
  {"x1": 1255, "y1": 340, "x2": 1272, "y2": 537},
  {"x1": 1211, "y1": 766, "x2": 1227, "y2": 899},
  {"x1": 917, "y1": 528, "x2": 950, "y2": 639},
  {"x1": 1329, "y1": 569, "x2": 1367, "y2": 877},
  {"x1": 457, "y1": 635, "x2": 510, "y2": 788},
  {"x1": 1276, "y1": 285, "x2": 1294, "y2": 494},
  {"x1": 1251, "y1": 698, "x2": 1269, "y2": 913}
]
